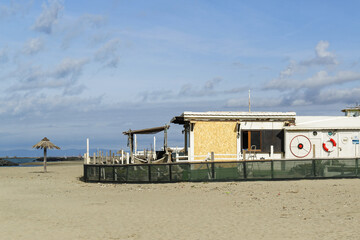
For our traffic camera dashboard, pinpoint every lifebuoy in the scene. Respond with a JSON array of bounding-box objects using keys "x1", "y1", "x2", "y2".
[{"x1": 323, "y1": 138, "x2": 336, "y2": 152}]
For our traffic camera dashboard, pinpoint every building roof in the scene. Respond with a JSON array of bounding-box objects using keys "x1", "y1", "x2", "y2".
[
  {"x1": 286, "y1": 116, "x2": 360, "y2": 130},
  {"x1": 123, "y1": 125, "x2": 169, "y2": 135},
  {"x1": 171, "y1": 111, "x2": 296, "y2": 124},
  {"x1": 341, "y1": 106, "x2": 360, "y2": 112}
]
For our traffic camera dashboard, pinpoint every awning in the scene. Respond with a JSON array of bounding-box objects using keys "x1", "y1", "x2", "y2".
[
  {"x1": 123, "y1": 125, "x2": 170, "y2": 135},
  {"x1": 170, "y1": 116, "x2": 186, "y2": 124}
]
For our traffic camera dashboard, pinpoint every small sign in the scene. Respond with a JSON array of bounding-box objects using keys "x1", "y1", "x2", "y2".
[{"x1": 353, "y1": 139, "x2": 359, "y2": 144}]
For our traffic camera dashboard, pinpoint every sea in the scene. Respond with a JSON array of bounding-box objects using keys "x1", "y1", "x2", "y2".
[{"x1": 3, "y1": 158, "x2": 38, "y2": 166}]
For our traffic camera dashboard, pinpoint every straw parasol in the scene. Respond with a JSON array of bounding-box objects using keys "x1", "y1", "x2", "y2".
[{"x1": 32, "y1": 137, "x2": 60, "y2": 172}]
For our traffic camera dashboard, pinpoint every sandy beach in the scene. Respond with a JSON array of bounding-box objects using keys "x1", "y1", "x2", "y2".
[{"x1": 1, "y1": 161, "x2": 360, "y2": 240}]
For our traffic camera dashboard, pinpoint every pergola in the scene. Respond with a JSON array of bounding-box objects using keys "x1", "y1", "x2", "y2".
[{"x1": 123, "y1": 125, "x2": 170, "y2": 162}]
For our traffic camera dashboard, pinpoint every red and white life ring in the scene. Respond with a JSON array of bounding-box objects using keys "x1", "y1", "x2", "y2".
[{"x1": 323, "y1": 138, "x2": 336, "y2": 152}]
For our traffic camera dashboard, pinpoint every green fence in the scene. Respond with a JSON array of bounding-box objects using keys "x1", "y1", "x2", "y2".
[{"x1": 83, "y1": 158, "x2": 360, "y2": 183}]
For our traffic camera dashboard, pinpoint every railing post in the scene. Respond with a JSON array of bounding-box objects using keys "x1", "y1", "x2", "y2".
[
  {"x1": 148, "y1": 164, "x2": 151, "y2": 183},
  {"x1": 83, "y1": 165, "x2": 87, "y2": 182},
  {"x1": 125, "y1": 165, "x2": 129, "y2": 183},
  {"x1": 243, "y1": 161, "x2": 247, "y2": 179},
  {"x1": 112, "y1": 165, "x2": 115, "y2": 182},
  {"x1": 98, "y1": 166, "x2": 101, "y2": 182},
  {"x1": 169, "y1": 164, "x2": 172, "y2": 182},
  {"x1": 211, "y1": 152, "x2": 215, "y2": 180},
  {"x1": 312, "y1": 159, "x2": 316, "y2": 177}
]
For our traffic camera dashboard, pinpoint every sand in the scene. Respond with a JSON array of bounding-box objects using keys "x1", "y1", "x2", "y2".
[{"x1": 0, "y1": 161, "x2": 360, "y2": 240}]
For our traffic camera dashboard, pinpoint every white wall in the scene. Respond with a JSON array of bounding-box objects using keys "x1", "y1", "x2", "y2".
[
  {"x1": 240, "y1": 121, "x2": 284, "y2": 130},
  {"x1": 285, "y1": 130, "x2": 360, "y2": 159}
]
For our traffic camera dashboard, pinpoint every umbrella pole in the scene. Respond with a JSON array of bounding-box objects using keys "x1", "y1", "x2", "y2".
[{"x1": 44, "y1": 148, "x2": 47, "y2": 172}]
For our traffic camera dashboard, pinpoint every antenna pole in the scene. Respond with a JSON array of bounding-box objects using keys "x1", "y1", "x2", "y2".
[{"x1": 248, "y1": 89, "x2": 251, "y2": 112}]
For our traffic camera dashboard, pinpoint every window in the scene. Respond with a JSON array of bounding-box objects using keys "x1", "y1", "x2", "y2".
[
  {"x1": 242, "y1": 130, "x2": 284, "y2": 153},
  {"x1": 242, "y1": 131, "x2": 261, "y2": 151}
]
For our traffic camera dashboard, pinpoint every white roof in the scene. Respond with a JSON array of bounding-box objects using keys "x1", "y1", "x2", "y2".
[
  {"x1": 286, "y1": 116, "x2": 360, "y2": 130},
  {"x1": 181, "y1": 111, "x2": 296, "y2": 120}
]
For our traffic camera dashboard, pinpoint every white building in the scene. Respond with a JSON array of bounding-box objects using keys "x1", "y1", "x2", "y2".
[{"x1": 171, "y1": 107, "x2": 360, "y2": 161}]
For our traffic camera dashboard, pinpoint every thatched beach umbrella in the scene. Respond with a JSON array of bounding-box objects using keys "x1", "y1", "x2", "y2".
[{"x1": 32, "y1": 137, "x2": 60, "y2": 172}]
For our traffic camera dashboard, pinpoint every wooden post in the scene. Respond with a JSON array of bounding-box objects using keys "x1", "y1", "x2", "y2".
[
  {"x1": 93, "y1": 153, "x2": 96, "y2": 164},
  {"x1": 121, "y1": 150, "x2": 124, "y2": 164},
  {"x1": 313, "y1": 144, "x2": 316, "y2": 158},
  {"x1": 211, "y1": 152, "x2": 215, "y2": 161},
  {"x1": 176, "y1": 147, "x2": 179, "y2": 162},
  {"x1": 44, "y1": 148, "x2": 47, "y2": 172},
  {"x1": 86, "y1": 138, "x2": 89, "y2": 164},
  {"x1": 153, "y1": 136, "x2": 156, "y2": 160},
  {"x1": 184, "y1": 126, "x2": 188, "y2": 155},
  {"x1": 129, "y1": 133, "x2": 133, "y2": 164},
  {"x1": 164, "y1": 126, "x2": 168, "y2": 153}
]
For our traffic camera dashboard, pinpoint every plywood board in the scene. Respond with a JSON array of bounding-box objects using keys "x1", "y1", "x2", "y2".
[{"x1": 193, "y1": 121, "x2": 237, "y2": 160}]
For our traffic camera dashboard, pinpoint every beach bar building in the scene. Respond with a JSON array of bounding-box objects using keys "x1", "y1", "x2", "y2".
[
  {"x1": 171, "y1": 108, "x2": 360, "y2": 161},
  {"x1": 83, "y1": 106, "x2": 360, "y2": 183}
]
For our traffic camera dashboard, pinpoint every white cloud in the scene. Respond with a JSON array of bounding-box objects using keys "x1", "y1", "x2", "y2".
[
  {"x1": 266, "y1": 70, "x2": 360, "y2": 90},
  {"x1": 81, "y1": 14, "x2": 107, "y2": 28},
  {"x1": 204, "y1": 77, "x2": 222, "y2": 90},
  {"x1": 304, "y1": 70, "x2": 360, "y2": 88},
  {"x1": 269, "y1": 41, "x2": 339, "y2": 88},
  {"x1": 0, "y1": 93, "x2": 103, "y2": 117},
  {"x1": 141, "y1": 78, "x2": 247, "y2": 103},
  {"x1": 32, "y1": 0, "x2": 63, "y2": 34},
  {"x1": 317, "y1": 88, "x2": 360, "y2": 104},
  {"x1": 279, "y1": 60, "x2": 297, "y2": 78},
  {"x1": 316, "y1": 40, "x2": 333, "y2": 58},
  {"x1": 300, "y1": 40, "x2": 338, "y2": 66},
  {"x1": 63, "y1": 84, "x2": 87, "y2": 96},
  {"x1": 52, "y1": 58, "x2": 89, "y2": 79},
  {"x1": 8, "y1": 58, "x2": 89, "y2": 92},
  {"x1": 22, "y1": 38, "x2": 44, "y2": 55},
  {"x1": 62, "y1": 14, "x2": 107, "y2": 49},
  {"x1": 94, "y1": 38, "x2": 120, "y2": 68},
  {"x1": 0, "y1": 0, "x2": 32, "y2": 19}
]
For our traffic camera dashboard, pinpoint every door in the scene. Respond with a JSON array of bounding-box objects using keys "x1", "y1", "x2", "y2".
[{"x1": 338, "y1": 133, "x2": 356, "y2": 158}]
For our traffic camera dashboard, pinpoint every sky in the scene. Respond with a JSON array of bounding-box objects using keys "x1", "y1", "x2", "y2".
[{"x1": 1, "y1": 0, "x2": 360, "y2": 154}]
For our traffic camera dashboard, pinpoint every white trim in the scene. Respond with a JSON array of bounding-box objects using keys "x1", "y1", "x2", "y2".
[
  {"x1": 190, "y1": 123, "x2": 194, "y2": 161},
  {"x1": 237, "y1": 123, "x2": 241, "y2": 160}
]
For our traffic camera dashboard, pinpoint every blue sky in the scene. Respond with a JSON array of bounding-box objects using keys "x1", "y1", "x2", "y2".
[{"x1": 1, "y1": 0, "x2": 360, "y2": 153}]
